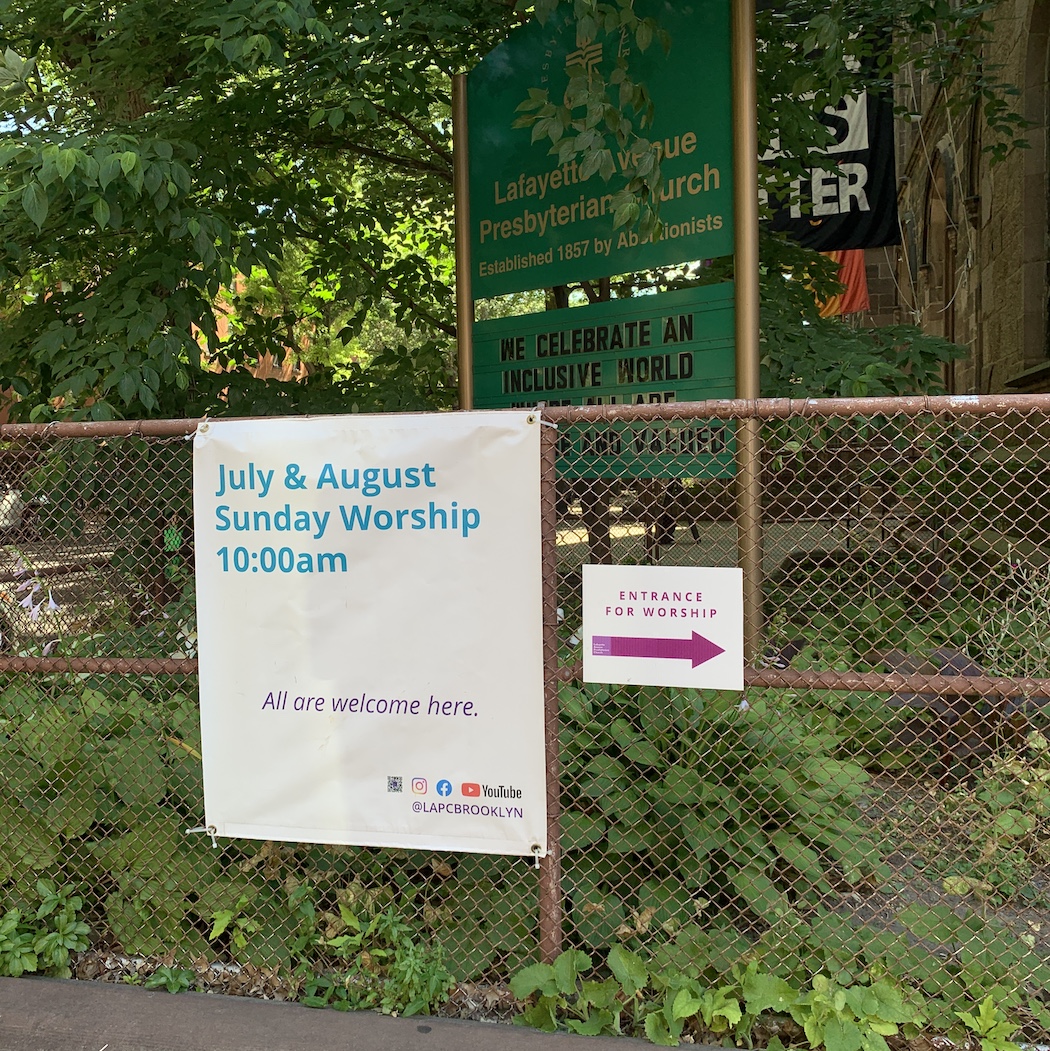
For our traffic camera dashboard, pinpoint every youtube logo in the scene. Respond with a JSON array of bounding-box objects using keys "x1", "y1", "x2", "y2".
[{"x1": 461, "y1": 782, "x2": 481, "y2": 797}]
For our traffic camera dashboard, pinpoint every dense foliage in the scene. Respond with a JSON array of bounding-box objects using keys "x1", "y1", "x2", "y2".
[{"x1": 0, "y1": 0, "x2": 1015, "y2": 418}]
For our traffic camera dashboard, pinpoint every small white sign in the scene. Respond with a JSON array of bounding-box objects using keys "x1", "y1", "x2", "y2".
[
  {"x1": 193, "y1": 412, "x2": 546, "y2": 857},
  {"x1": 582, "y1": 564, "x2": 743, "y2": 690}
]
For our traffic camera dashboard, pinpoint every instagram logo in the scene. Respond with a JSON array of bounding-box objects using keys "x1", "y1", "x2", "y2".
[{"x1": 411, "y1": 777, "x2": 428, "y2": 795}]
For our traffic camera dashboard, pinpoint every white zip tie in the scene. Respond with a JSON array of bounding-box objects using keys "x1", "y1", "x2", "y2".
[
  {"x1": 185, "y1": 824, "x2": 219, "y2": 849},
  {"x1": 525, "y1": 407, "x2": 559, "y2": 429},
  {"x1": 531, "y1": 843, "x2": 544, "y2": 869}
]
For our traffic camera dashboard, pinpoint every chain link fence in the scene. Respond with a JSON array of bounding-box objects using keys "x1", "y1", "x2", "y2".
[{"x1": 3, "y1": 399, "x2": 1050, "y2": 1028}]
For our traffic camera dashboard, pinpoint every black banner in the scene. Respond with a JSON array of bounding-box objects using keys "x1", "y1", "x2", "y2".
[{"x1": 768, "y1": 90, "x2": 900, "y2": 250}]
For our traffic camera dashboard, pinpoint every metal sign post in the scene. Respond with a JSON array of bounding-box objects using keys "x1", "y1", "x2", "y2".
[
  {"x1": 731, "y1": 0, "x2": 764, "y2": 662},
  {"x1": 453, "y1": 73, "x2": 474, "y2": 411}
]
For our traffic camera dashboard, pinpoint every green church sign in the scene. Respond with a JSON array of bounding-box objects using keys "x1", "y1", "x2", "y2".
[
  {"x1": 473, "y1": 284, "x2": 736, "y2": 478},
  {"x1": 467, "y1": 1, "x2": 734, "y2": 299},
  {"x1": 474, "y1": 284, "x2": 734, "y2": 408}
]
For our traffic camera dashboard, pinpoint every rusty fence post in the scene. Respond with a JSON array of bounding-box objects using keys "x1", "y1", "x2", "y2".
[
  {"x1": 736, "y1": 416, "x2": 765, "y2": 663},
  {"x1": 538, "y1": 417, "x2": 564, "y2": 963}
]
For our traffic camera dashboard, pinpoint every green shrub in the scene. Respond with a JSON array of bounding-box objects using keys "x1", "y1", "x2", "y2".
[{"x1": 558, "y1": 681, "x2": 884, "y2": 948}]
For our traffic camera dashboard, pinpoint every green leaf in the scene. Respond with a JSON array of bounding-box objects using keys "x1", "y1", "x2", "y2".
[
  {"x1": 46, "y1": 785, "x2": 97, "y2": 838},
  {"x1": 21, "y1": 181, "x2": 47, "y2": 228},
  {"x1": 517, "y1": 996, "x2": 559, "y2": 1032},
  {"x1": 638, "y1": 879, "x2": 693, "y2": 927},
  {"x1": 553, "y1": 948, "x2": 590, "y2": 996},
  {"x1": 105, "y1": 890, "x2": 189, "y2": 958},
  {"x1": 771, "y1": 830, "x2": 832, "y2": 891},
  {"x1": 531, "y1": 117, "x2": 552, "y2": 143},
  {"x1": 612, "y1": 200, "x2": 638, "y2": 228},
  {"x1": 897, "y1": 903, "x2": 966, "y2": 944},
  {"x1": 731, "y1": 864, "x2": 794, "y2": 922},
  {"x1": 571, "y1": 885, "x2": 625, "y2": 949},
  {"x1": 622, "y1": 738, "x2": 664, "y2": 766},
  {"x1": 92, "y1": 197, "x2": 111, "y2": 229},
  {"x1": 743, "y1": 968, "x2": 798, "y2": 1014},
  {"x1": 125, "y1": 164, "x2": 144, "y2": 195},
  {"x1": 607, "y1": 944, "x2": 647, "y2": 996},
  {"x1": 672, "y1": 988, "x2": 704, "y2": 1020},
  {"x1": 942, "y1": 875, "x2": 994, "y2": 898},
  {"x1": 644, "y1": 1010, "x2": 678, "y2": 1046},
  {"x1": 634, "y1": 147, "x2": 657, "y2": 179},
  {"x1": 991, "y1": 808, "x2": 1034, "y2": 837},
  {"x1": 664, "y1": 765, "x2": 704, "y2": 800},
  {"x1": 509, "y1": 962, "x2": 557, "y2": 999},
  {"x1": 0, "y1": 801, "x2": 60, "y2": 877},
  {"x1": 57, "y1": 149, "x2": 77, "y2": 180},
  {"x1": 607, "y1": 823, "x2": 656, "y2": 854},
  {"x1": 561, "y1": 811, "x2": 607, "y2": 851},
  {"x1": 681, "y1": 812, "x2": 729, "y2": 859},
  {"x1": 104, "y1": 740, "x2": 168, "y2": 806},
  {"x1": 580, "y1": 755, "x2": 630, "y2": 800},
  {"x1": 824, "y1": 1015, "x2": 863, "y2": 1051},
  {"x1": 14, "y1": 707, "x2": 84, "y2": 769},
  {"x1": 575, "y1": 14, "x2": 596, "y2": 44},
  {"x1": 117, "y1": 371, "x2": 138, "y2": 404}
]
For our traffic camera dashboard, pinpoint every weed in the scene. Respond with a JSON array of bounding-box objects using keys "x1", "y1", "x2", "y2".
[
  {"x1": 144, "y1": 966, "x2": 196, "y2": 993},
  {"x1": 209, "y1": 895, "x2": 260, "y2": 953},
  {"x1": 958, "y1": 996, "x2": 1023, "y2": 1051},
  {"x1": 298, "y1": 895, "x2": 452, "y2": 1017},
  {"x1": 511, "y1": 947, "x2": 929, "y2": 1049},
  {"x1": 976, "y1": 564, "x2": 1050, "y2": 679},
  {"x1": 0, "y1": 881, "x2": 89, "y2": 979}
]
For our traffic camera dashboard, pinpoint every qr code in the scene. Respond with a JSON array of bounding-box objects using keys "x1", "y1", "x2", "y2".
[{"x1": 387, "y1": 776, "x2": 403, "y2": 793}]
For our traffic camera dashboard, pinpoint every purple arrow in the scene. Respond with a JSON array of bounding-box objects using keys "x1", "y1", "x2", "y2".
[{"x1": 591, "y1": 631, "x2": 726, "y2": 668}]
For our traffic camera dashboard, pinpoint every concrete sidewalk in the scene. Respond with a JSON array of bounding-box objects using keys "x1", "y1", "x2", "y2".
[{"x1": 0, "y1": 976, "x2": 656, "y2": 1051}]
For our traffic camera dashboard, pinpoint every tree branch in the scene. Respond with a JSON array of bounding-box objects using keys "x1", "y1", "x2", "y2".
[
  {"x1": 351, "y1": 252, "x2": 457, "y2": 338},
  {"x1": 372, "y1": 104, "x2": 453, "y2": 164},
  {"x1": 304, "y1": 134, "x2": 452, "y2": 180},
  {"x1": 286, "y1": 219, "x2": 457, "y2": 339},
  {"x1": 346, "y1": 251, "x2": 456, "y2": 339}
]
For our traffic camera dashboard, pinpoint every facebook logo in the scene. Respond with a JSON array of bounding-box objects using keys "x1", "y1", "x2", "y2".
[{"x1": 436, "y1": 779, "x2": 452, "y2": 797}]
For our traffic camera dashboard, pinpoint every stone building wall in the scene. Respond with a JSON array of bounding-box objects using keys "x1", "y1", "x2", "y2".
[
  {"x1": 863, "y1": 249, "x2": 899, "y2": 328},
  {"x1": 891, "y1": 0, "x2": 1048, "y2": 393}
]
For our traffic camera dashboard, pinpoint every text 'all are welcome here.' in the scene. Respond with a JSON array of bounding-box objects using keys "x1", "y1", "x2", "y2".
[{"x1": 209, "y1": 459, "x2": 481, "y2": 577}]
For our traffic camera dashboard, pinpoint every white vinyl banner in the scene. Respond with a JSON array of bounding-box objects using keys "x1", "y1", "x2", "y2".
[{"x1": 193, "y1": 412, "x2": 546, "y2": 856}]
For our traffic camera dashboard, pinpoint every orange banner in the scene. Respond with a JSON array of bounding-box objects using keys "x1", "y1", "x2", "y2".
[{"x1": 818, "y1": 249, "x2": 870, "y2": 317}]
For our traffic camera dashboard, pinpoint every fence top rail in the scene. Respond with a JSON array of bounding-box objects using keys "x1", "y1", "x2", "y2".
[
  {"x1": 1, "y1": 393, "x2": 1049, "y2": 440},
  {"x1": 0, "y1": 419, "x2": 200, "y2": 439}
]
